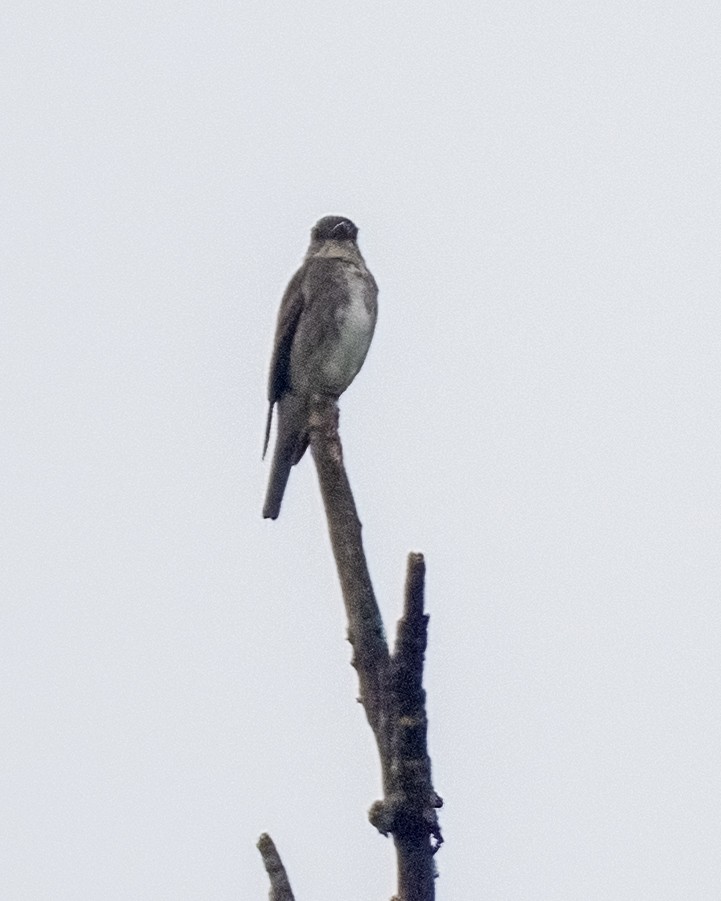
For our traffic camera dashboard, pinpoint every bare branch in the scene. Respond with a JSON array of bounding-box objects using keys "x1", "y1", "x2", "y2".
[
  {"x1": 308, "y1": 396, "x2": 391, "y2": 752},
  {"x1": 308, "y1": 396, "x2": 442, "y2": 901},
  {"x1": 391, "y1": 554, "x2": 444, "y2": 899},
  {"x1": 257, "y1": 833, "x2": 295, "y2": 901}
]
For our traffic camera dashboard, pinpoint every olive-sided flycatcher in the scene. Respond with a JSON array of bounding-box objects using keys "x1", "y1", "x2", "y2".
[{"x1": 262, "y1": 216, "x2": 378, "y2": 520}]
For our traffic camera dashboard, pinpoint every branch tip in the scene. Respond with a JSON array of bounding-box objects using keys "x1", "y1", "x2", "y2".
[
  {"x1": 257, "y1": 833, "x2": 295, "y2": 901},
  {"x1": 403, "y1": 552, "x2": 426, "y2": 620}
]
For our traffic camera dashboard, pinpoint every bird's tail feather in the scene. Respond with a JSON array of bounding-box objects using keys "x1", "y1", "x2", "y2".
[
  {"x1": 262, "y1": 402, "x2": 273, "y2": 459},
  {"x1": 262, "y1": 394, "x2": 308, "y2": 520},
  {"x1": 263, "y1": 449, "x2": 293, "y2": 520}
]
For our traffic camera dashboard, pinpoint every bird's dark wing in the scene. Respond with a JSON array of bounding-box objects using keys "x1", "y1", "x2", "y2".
[
  {"x1": 263, "y1": 267, "x2": 305, "y2": 458},
  {"x1": 268, "y1": 267, "x2": 306, "y2": 402}
]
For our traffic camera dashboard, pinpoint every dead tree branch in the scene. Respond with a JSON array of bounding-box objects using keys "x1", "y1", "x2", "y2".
[
  {"x1": 257, "y1": 833, "x2": 295, "y2": 901},
  {"x1": 308, "y1": 395, "x2": 443, "y2": 901}
]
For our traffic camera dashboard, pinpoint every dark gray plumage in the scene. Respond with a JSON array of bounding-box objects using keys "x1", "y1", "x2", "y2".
[{"x1": 263, "y1": 216, "x2": 378, "y2": 520}]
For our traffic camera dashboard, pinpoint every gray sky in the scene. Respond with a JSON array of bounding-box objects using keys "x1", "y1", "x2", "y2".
[{"x1": 2, "y1": 1, "x2": 720, "y2": 898}]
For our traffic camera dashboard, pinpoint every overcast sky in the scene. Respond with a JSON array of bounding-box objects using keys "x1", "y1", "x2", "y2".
[{"x1": 2, "y1": 1, "x2": 720, "y2": 898}]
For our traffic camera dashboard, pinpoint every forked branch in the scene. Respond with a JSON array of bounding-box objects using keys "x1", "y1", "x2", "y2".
[
  {"x1": 257, "y1": 396, "x2": 442, "y2": 900},
  {"x1": 309, "y1": 395, "x2": 442, "y2": 901}
]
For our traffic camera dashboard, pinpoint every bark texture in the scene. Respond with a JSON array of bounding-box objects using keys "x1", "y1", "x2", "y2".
[
  {"x1": 257, "y1": 833, "x2": 295, "y2": 901},
  {"x1": 258, "y1": 395, "x2": 442, "y2": 900},
  {"x1": 308, "y1": 396, "x2": 443, "y2": 901}
]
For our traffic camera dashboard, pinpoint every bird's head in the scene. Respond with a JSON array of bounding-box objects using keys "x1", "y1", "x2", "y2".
[{"x1": 311, "y1": 215, "x2": 359, "y2": 243}]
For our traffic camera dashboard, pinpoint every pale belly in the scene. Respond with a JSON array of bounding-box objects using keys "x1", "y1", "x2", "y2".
[{"x1": 322, "y1": 270, "x2": 376, "y2": 392}]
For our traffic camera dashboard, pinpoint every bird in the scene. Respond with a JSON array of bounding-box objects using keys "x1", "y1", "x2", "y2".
[{"x1": 262, "y1": 215, "x2": 378, "y2": 520}]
